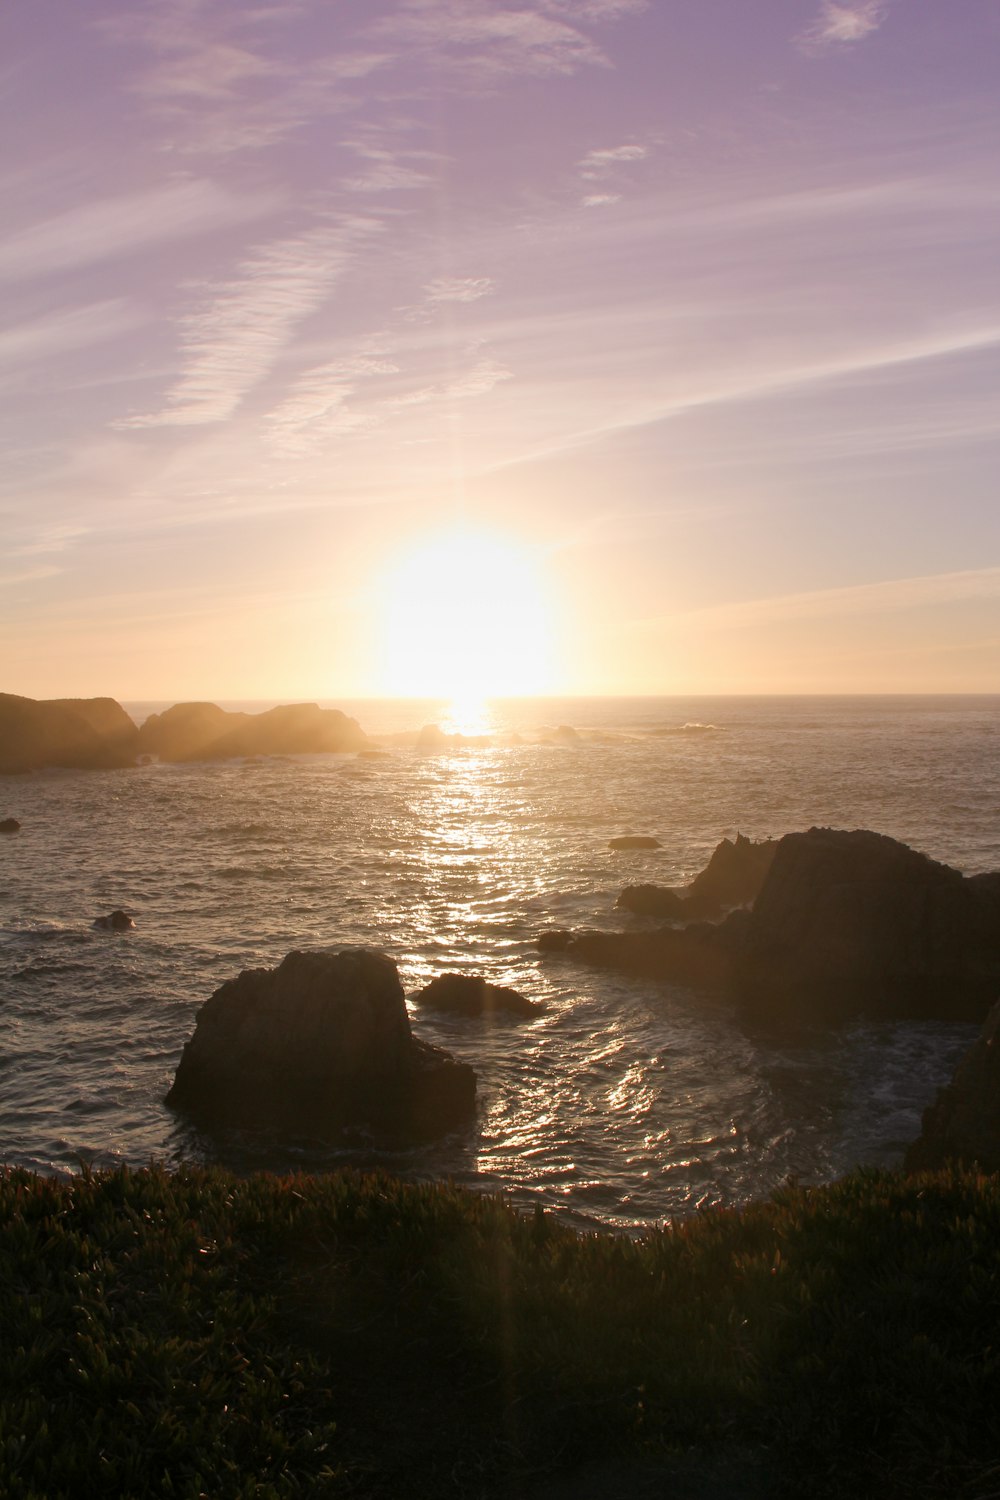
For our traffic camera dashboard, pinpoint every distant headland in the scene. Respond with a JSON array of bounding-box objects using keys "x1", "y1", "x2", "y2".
[{"x1": 0, "y1": 693, "x2": 368, "y2": 773}]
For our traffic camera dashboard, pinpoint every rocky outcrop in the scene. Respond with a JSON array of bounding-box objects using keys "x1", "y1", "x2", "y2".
[
  {"x1": 412, "y1": 974, "x2": 540, "y2": 1019},
  {"x1": 617, "y1": 834, "x2": 777, "y2": 921},
  {"x1": 0, "y1": 694, "x2": 139, "y2": 774},
  {"x1": 905, "y1": 1001, "x2": 1000, "y2": 1173},
  {"x1": 166, "y1": 948, "x2": 476, "y2": 1139},
  {"x1": 137, "y1": 702, "x2": 368, "y2": 762},
  {"x1": 568, "y1": 912, "x2": 749, "y2": 989},
  {"x1": 0, "y1": 817, "x2": 20, "y2": 833},
  {"x1": 609, "y1": 835, "x2": 661, "y2": 851},
  {"x1": 735, "y1": 828, "x2": 1000, "y2": 1021},
  {"x1": 94, "y1": 910, "x2": 136, "y2": 931},
  {"x1": 571, "y1": 828, "x2": 1000, "y2": 1024}
]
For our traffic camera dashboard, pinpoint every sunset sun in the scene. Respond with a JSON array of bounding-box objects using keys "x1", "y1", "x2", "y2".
[{"x1": 378, "y1": 528, "x2": 555, "y2": 699}]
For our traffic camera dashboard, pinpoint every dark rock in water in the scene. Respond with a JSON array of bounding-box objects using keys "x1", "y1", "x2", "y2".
[
  {"x1": 417, "y1": 723, "x2": 450, "y2": 753},
  {"x1": 573, "y1": 827, "x2": 1000, "y2": 1025},
  {"x1": 734, "y1": 827, "x2": 1000, "y2": 1022},
  {"x1": 0, "y1": 817, "x2": 20, "y2": 833},
  {"x1": 413, "y1": 973, "x2": 540, "y2": 1018},
  {"x1": 905, "y1": 1000, "x2": 1000, "y2": 1173},
  {"x1": 94, "y1": 910, "x2": 136, "y2": 931},
  {"x1": 616, "y1": 883, "x2": 687, "y2": 918},
  {"x1": 569, "y1": 916, "x2": 744, "y2": 988},
  {"x1": 537, "y1": 928, "x2": 574, "y2": 953},
  {"x1": 166, "y1": 948, "x2": 476, "y2": 1139},
  {"x1": 617, "y1": 834, "x2": 777, "y2": 921},
  {"x1": 137, "y1": 701, "x2": 368, "y2": 763},
  {"x1": 0, "y1": 693, "x2": 139, "y2": 774},
  {"x1": 609, "y1": 835, "x2": 661, "y2": 851}
]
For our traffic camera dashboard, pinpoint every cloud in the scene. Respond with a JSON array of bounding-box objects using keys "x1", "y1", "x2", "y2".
[
  {"x1": 0, "y1": 179, "x2": 278, "y2": 283},
  {"x1": 340, "y1": 143, "x2": 435, "y2": 194},
  {"x1": 369, "y1": 0, "x2": 610, "y2": 84},
  {"x1": 267, "y1": 355, "x2": 399, "y2": 452},
  {"x1": 677, "y1": 568, "x2": 1000, "y2": 631},
  {"x1": 119, "y1": 218, "x2": 380, "y2": 427},
  {"x1": 424, "y1": 276, "x2": 496, "y2": 304},
  {"x1": 800, "y1": 2, "x2": 888, "y2": 52},
  {"x1": 578, "y1": 143, "x2": 647, "y2": 179},
  {"x1": 582, "y1": 193, "x2": 621, "y2": 208},
  {"x1": 0, "y1": 302, "x2": 140, "y2": 367}
]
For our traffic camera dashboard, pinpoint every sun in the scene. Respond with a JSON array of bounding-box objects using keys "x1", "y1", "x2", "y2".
[{"x1": 377, "y1": 527, "x2": 556, "y2": 699}]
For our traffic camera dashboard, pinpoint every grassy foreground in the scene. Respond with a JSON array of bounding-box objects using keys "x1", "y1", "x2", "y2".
[{"x1": 2, "y1": 1164, "x2": 999, "y2": 1499}]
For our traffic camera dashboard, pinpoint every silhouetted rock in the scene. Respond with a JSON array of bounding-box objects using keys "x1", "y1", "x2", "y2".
[
  {"x1": 905, "y1": 1001, "x2": 1000, "y2": 1173},
  {"x1": 93, "y1": 910, "x2": 136, "y2": 931},
  {"x1": 734, "y1": 828, "x2": 1000, "y2": 1021},
  {"x1": 417, "y1": 723, "x2": 450, "y2": 753},
  {"x1": 609, "y1": 835, "x2": 661, "y2": 851},
  {"x1": 137, "y1": 702, "x2": 367, "y2": 762},
  {"x1": 536, "y1": 928, "x2": 574, "y2": 953},
  {"x1": 0, "y1": 817, "x2": 20, "y2": 833},
  {"x1": 572, "y1": 828, "x2": 1000, "y2": 1024},
  {"x1": 617, "y1": 834, "x2": 777, "y2": 921},
  {"x1": 166, "y1": 948, "x2": 476, "y2": 1139},
  {"x1": 0, "y1": 693, "x2": 139, "y2": 774},
  {"x1": 412, "y1": 973, "x2": 540, "y2": 1018},
  {"x1": 568, "y1": 914, "x2": 746, "y2": 988}
]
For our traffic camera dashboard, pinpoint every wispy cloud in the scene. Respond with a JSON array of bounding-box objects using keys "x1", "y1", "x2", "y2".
[
  {"x1": 582, "y1": 193, "x2": 621, "y2": 208},
  {"x1": 0, "y1": 302, "x2": 140, "y2": 367},
  {"x1": 119, "y1": 219, "x2": 380, "y2": 427},
  {"x1": 578, "y1": 143, "x2": 647, "y2": 179},
  {"x1": 369, "y1": 0, "x2": 610, "y2": 84},
  {"x1": 340, "y1": 142, "x2": 435, "y2": 194},
  {"x1": 424, "y1": 276, "x2": 496, "y2": 304},
  {"x1": 267, "y1": 355, "x2": 399, "y2": 453},
  {"x1": 0, "y1": 179, "x2": 277, "y2": 283},
  {"x1": 800, "y1": 2, "x2": 889, "y2": 53},
  {"x1": 676, "y1": 567, "x2": 1000, "y2": 630}
]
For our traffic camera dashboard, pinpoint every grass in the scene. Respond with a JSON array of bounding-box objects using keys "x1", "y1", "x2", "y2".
[{"x1": 2, "y1": 1163, "x2": 999, "y2": 1498}]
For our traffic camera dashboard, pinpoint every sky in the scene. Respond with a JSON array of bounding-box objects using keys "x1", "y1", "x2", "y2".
[{"x1": 3, "y1": 0, "x2": 999, "y2": 701}]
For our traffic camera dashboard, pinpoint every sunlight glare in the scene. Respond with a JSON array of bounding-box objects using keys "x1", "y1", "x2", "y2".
[{"x1": 378, "y1": 528, "x2": 555, "y2": 698}]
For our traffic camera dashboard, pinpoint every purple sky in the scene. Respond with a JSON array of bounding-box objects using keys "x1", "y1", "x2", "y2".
[{"x1": 3, "y1": 0, "x2": 999, "y2": 698}]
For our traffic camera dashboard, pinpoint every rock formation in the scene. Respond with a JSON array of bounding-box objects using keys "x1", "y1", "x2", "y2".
[
  {"x1": 609, "y1": 835, "x2": 661, "y2": 851},
  {"x1": 137, "y1": 702, "x2": 368, "y2": 762},
  {"x1": 94, "y1": 910, "x2": 136, "y2": 931},
  {"x1": 412, "y1": 973, "x2": 540, "y2": 1018},
  {"x1": 0, "y1": 694, "x2": 139, "y2": 774},
  {"x1": 736, "y1": 828, "x2": 1000, "y2": 1021},
  {"x1": 0, "y1": 817, "x2": 20, "y2": 833},
  {"x1": 905, "y1": 1000, "x2": 1000, "y2": 1173},
  {"x1": 166, "y1": 948, "x2": 476, "y2": 1138},
  {"x1": 617, "y1": 833, "x2": 777, "y2": 920},
  {"x1": 569, "y1": 828, "x2": 1000, "y2": 1024}
]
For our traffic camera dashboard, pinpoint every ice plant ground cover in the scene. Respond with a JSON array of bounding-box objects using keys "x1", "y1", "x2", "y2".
[{"x1": 1, "y1": 1163, "x2": 998, "y2": 1498}]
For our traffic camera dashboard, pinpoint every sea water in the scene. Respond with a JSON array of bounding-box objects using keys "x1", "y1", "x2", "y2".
[{"x1": 1, "y1": 695, "x2": 998, "y2": 1231}]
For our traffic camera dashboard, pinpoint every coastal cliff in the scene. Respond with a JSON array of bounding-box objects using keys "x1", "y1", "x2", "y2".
[
  {"x1": 0, "y1": 693, "x2": 369, "y2": 771},
  {"x1": 0, "y1": 693, "x2": 138, "y2": 773}
]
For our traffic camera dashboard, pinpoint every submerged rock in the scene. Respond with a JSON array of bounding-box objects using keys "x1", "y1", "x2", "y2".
[
  {"x1": 94, "y1": 910, "x2": 136, "y2": 931},
  {"x1": 0, "y1": 817, "x2": 20, "y2": 833},
  {"x1": 536, "y1": 928, "x2": 574, "y2": 953},
  {"x1": 412, "y1": 973, "x2": 540, "y2": 1019},
  {"x1": 166, "y1": 948, "x2": 476, "y2": 1138},
  {"x1": 905, "y1": 1000, "x2": 1000, "y2": 1173}
]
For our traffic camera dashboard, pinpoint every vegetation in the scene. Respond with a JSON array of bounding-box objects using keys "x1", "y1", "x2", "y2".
[{"x1": 2, "y1": 1163, "x2": 999, "y2": 1498}]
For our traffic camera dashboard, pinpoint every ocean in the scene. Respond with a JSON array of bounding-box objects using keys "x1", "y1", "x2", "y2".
[{"x1": 1, "y1": 695, "x2": 998, "y2": 1231}]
